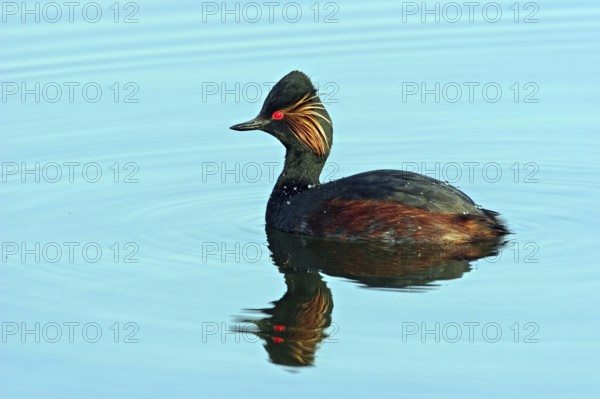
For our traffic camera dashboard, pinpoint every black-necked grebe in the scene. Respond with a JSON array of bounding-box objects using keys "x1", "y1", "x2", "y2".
[{"x1": 230, "y1": 71, "x2": 508, "y2": 244}]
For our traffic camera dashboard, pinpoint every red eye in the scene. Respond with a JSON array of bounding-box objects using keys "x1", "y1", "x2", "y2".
[{"x1": 272, "y1": 111, "x2": 284, "y2": 120}]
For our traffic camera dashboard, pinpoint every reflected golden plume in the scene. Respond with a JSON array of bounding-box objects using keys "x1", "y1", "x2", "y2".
[
  {"x1": 234, "y1": 272, "x2": 333, "y2": 367},
  {"x1": 281, "y1": 285, "x2": 332, "y2": 366},
  {"x1": 281, "y1": 94, "x2": 331, "y2": 156}
]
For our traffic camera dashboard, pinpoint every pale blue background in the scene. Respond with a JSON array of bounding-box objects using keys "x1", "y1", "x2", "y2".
[{"x1": 2, "y1": 1, "x2": 599, "y2": 398}]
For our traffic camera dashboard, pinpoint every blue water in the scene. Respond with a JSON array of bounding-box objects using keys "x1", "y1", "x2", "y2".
[{"x1": 2, "y1": 0, "x2": 599, "y2": 397}]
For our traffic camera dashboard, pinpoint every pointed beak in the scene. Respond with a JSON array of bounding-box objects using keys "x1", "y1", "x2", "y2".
[{"x1": 230, "y1": 117, "x2": 266, "y2": 131}]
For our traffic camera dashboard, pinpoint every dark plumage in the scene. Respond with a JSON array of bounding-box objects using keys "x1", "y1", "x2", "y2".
[{"x1": 230, "y1": 71, "x2": 508, "y2": 244}]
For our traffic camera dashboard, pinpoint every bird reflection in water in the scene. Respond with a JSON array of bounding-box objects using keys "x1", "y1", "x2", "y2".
[{"x1": 233, "y1": 227, "x2": 505, "y2": 367}]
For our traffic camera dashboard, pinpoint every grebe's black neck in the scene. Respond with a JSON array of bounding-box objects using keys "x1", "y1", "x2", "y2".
[
  {"x1": 273, "y1": 147, "x2": 327, "y2": 193},
  {"x1": 267, "y1": 147, "x2": 327, "y2": 227}
]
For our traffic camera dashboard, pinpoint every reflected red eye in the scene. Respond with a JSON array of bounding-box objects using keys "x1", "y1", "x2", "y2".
[{"x1": 272, "y1": 111, "x2": 284, "y2": 120}]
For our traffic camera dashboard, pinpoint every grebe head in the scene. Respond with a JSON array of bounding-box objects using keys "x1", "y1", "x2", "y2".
[{"x1": 230, "y1": 70, "x2": 333, "y2": 158}]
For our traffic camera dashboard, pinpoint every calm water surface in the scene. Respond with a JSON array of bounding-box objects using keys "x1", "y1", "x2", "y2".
[{"x1": 2, "y1": 1, "x2": 599, "y2": 397}]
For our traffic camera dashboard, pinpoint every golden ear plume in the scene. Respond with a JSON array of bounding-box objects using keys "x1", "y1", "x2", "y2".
[{"x1": 281, "y1": 94, "x2": 331, "y2": 156}]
